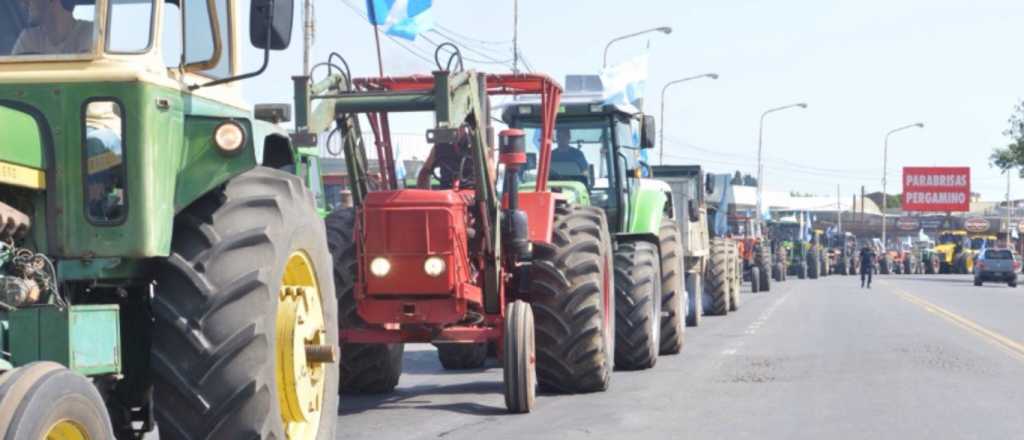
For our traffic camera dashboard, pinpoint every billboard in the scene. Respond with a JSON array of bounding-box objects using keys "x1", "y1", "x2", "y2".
[{"x1": 902, "y1": 167, "x2": 970, "y2": 212}]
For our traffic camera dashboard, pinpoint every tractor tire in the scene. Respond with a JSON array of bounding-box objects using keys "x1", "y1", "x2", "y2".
[
  {"x1": 773, "y1": 262, "x2": 785, "y2": 282},
  {"x1": 613, "y1": 241, "x2": 661, "y2": 370},
  {"x1": 658, "y1": 219, "x2": 686, "y2": 355},
  {"x1": 880, "y1": 257, "x2": 891, "y2": 275},
  {"x1": 808, "y1": 255, "x2": 820, "y2": 279},
  {"x1": 756, "y1": 245, "x2": 772, "y2": 292},
  {"x1": 751, "y1": 266, "x2": 761, "y2": 293},
  {"x1": 797, "y1": 262, "x2": 807, "y2": 279},
  {"x1": 436, "y1": 343, "x2": 488, "y2": 370},
  {"x1": 327, "y1": 208, "x2": 404, "y2": 394},
  {"x1": 705, "y1": 239, "x2": 731, "y2": 316},
  {"x1": 0, "y1": 362, "x2": 114, "y2": 439},
  {"x1": 529, "y1": 205, "x2": 614, "y2": 393},
  {"x1": 152, "y1": 167, "x2": 339, "y2": 439},
  {"x1": 728, "y1": 243, "x2": 741, "y2": 311},
  {"x1": 503, "y1": 300, "x2": 536, "y2": 413},
  {"x1": 685, "y1": 271, "x2": 703, "y2": 327}
]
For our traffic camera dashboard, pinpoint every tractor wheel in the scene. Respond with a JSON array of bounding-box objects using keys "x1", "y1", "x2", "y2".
[
  {"x1": 751, "y1": 266, "x2": 761, "y2": 293},
  {"x1": 773, "y1": 262, "x2": 785, "y2": 282},
  {"x1": 798, "y1": 262, "x2": 807, "y2": 279},
  {"x1": 436, "y1": 344, "x2": 488, "y2": 370},
  {"x1": 503, "y1": 300, "x2": 536, "y2": 413},
  {"x1": 658, "y1": 219, "x2": 685, "y2": 355},
  {"x1": 0, "y1": 362, "x2": 114, "y2": 439},
  {"x1": 685, "y1": 271, "x2": 703, "y2": 327},
  {"x1": 728, "y1": 244, "x2": 741, "y2": 311},
  {"x1": 705, "y1": 239, "x2": 731, "y2": 316},
  {"x1": 880, "y1": 257, "x2": 891, "y2": 274},
  {"x1": 808, "y1": 255, "x2": 820, "y2": 279},
  {"x1": 613, "y1": 240, "x2": 661, "y2": 370},
  {"x1": 529, "y1": 205, "x2": 614, "y2": 393},
  {"x1": 152, "y1": 167, "x2": 338, "y2": 439},
  {"x1": 756, "y1": 245, "x2": 771, "y2": 292},
  {"x1": 326, "y1": 208, "x2": 404, "y2": 394}
]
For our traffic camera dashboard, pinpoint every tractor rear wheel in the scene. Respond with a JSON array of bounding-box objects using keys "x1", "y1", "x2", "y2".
[
  {"x1": 152, "y1": 167, "x2": 338, "y2": 439},
  {"x1": 503, "y1": 300, "x2": 536, "y2": 413},
  {"x1": 757, "y1": 246, "x2": 772, "y2": 292},
  {"x1": 808, "y1": 254, "x2": 820, "y2": 279},
  {"x1": 613, "y1": 240, "x2": 661, "y2": 370},
  {"x1": 658, "y1": 219, "x2": 685, "y2": 354},
  {"x1": 728, "y1": 243, "x2": 741, "y2": 311},
  {"x1": 326, "y1": 208, "x2": 404, "y2": 394},
  {"x1": 705, "y1": 239, "x2": 731, "y2": 316},
  {"x1": 529, "y1": 205, "x2": 614, "y2": 393},
  {"x1": 436, "y1": 344, "x2": 488, "y2": 370},
  {"x1": 0, "y1": 362, "x2": 114, "y2": 439}
]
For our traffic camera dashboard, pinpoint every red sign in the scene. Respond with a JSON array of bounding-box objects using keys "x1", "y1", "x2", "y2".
[
  {"x1": 964, "y1": 217, "x2": 990, "y2": 233},
  {"x1": 902, "y1": 167, "x2": 971, "y2": 212}
]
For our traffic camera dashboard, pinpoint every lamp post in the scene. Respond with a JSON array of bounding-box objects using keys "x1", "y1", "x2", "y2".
[
  {"x1": 756, "y1": 102, "x2": 808, "y2": 220},
  {"x1": 602, "y1": 26, "x2": 672, "y2": 67},
  {"x1": 658, "y1": 73, "x2": 719, "y2": 164},
  {"x1": 881, "y1": 122, "x2": 924, "y2": 247}
]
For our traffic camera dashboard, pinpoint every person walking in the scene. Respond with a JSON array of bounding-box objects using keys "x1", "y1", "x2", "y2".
[{"x1": 859, "y1": 244, "x2": 876, "y2": 288}]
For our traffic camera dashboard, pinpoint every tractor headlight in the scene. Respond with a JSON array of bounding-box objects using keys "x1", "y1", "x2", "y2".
[
  {"x1": 213, "y1": 121, "x2": 245, "y2": 155},
  {"x1": 423, "y1": 256, "x2": 446, "y2": 277},
  {"x1": 369, "y1": 257, "x2": 391, "y2": 278}
]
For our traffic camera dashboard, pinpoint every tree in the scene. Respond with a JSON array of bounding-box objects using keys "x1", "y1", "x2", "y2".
[{"x1": 990, "y1": 101, "x2": 1024, "y2": 176}]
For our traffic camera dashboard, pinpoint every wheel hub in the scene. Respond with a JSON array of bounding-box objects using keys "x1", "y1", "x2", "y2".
[
  {"x1": 277, "y1": 252, "x2": 334, "y2": 440},
  {"x1": 45, "y1": 420, "x2": 90, "y2": 440}
]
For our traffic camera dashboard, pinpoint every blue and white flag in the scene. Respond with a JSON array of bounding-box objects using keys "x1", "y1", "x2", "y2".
[
  {"x1": 366, "y1": 0, "x2": 434, "y2": 41},
  {"x1": 600, "y1": 52, "x2": 649, "y2": 108}
]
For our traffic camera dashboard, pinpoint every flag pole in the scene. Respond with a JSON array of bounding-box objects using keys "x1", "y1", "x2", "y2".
[
  {"x1": 366, "y1": 1, "x2": 395, "y2": 188},
  {"x1": 367, "y1": 1, "x2": 386, "y2": 77}
]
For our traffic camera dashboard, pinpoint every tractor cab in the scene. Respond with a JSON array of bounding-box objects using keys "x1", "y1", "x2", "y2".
[{"x1": 501, "y1": 91, "x2": 659, "y2": 235}]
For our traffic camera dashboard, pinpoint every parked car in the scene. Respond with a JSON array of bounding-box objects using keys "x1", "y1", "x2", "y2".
[{"x1": 973, "y1": 248, "x2": 1020, "y2": 287}]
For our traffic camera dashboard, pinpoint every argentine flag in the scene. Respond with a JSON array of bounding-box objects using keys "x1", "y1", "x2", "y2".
[
  {"x1": 600, "y1": 52, "x2": 649, "y2": 108},
  {"x1": 366, "y1": 0, "x2": 434, "y2": 41}
]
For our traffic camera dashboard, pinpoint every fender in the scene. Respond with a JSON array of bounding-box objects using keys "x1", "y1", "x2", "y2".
[{"x1": 626, "y1": 179, "x2": 669, "y2": 235}]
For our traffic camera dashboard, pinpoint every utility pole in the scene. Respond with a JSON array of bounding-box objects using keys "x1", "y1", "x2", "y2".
[
  {"x1": 837, "y1": 184, "x2": 842, "y2": 234},
  {"x1": 881, "y1": 122, "x2": 924, "y2": 247},
  {"x1": 303, "y1": 0, "x2": 315, "y2": 76},
  {"x1": 512, "y1": 0, "x2": 519, "y2": 73},
  {"x1": 1007, "y1": 170, "x2": 1012, "y2": 248}
]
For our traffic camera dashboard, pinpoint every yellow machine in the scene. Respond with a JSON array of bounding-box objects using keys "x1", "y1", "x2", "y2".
[
  {"x1": 965, "y1": 234, "x2": 999, "y2": 273},
  {"x1": 934, "y1": 230, "x2": 968, "y2": 273}
]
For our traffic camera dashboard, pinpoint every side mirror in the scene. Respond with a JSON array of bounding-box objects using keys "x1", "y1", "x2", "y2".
[
  {"x1": 705, "y1": 173, "x2": 715, "y2": 194},
  {"x1": 640, "y1": 115, "x2": 656, "y2": 149},
  {"x1": 687, "y1": 199, "x2": 699, "y2": 222},
  {"x1": 525, "y1": 152, "x2": 537, "y2": 171},
  {"x1": 251, "y1": 0, "x2": 294, "y2": 50},
  {"x1": 254, "y1": 103, "x2": 292, "y2": 123}
]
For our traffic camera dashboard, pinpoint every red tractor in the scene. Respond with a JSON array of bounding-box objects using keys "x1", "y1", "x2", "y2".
[{"x1": 303, "y1": 67, "x2": 615, "y2": 413}]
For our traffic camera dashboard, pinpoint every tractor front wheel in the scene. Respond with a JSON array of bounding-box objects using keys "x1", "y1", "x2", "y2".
[
  {"x1": 326, "y1": 208, "x2": 404, "y2": 394},
  {"x1": 152, "y1": 167, "x2": 339, "y2": 439},
  {"x1": 0, "y1": 362, "x2": 114, "y2": 439},
  {"x1": 751, "y1": 267, "x2": 761, "y2": 293},
  {"x1": 705, "y1": 239, "x2": 731, "y2": 316},
  {"x1": 658, "y1": 219, "x2": 686, "y2": 354},
  {"x1": 613, "y1": 240, "x2": 661, "y2": 370},
  {"x1": 503, "y1": 300, "x2": 536, "y2": 413}
]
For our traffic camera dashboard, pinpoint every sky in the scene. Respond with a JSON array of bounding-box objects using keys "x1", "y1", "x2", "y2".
[{"x1": 237, "y1": 0, "x2": 1024, "y2": 201}]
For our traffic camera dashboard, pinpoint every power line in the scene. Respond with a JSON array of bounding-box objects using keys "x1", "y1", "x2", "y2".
[{"x1": 434, "y1": 23, "x2": 514, "y2": 46}]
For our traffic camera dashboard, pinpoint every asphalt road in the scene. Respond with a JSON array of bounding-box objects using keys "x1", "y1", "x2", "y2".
[{"x1": 335, "y1": 273, "x2": 1024, "y2": 440}]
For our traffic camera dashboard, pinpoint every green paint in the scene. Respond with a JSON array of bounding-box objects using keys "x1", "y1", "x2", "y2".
[
  {"x1": 626, "y1": 184, "x2": 667, "y2": 235},
  {"x1": 9, "y1": 305, "x2": 121, "y2": 376},
  {"x1": 0, "y1": 105, "x2": 44, "y2": 169},
  {"x1": 57, "y1": 258, "x2": 142, "y2": 281}
]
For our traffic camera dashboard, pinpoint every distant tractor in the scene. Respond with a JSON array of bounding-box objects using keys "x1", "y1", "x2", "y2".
[
  {"x1": 0, "y1": 1, "x2": 343, "y2": 438},
  {"x1": 827, "y1": 232, "x2": 858, "y2": 275},
  {"x1": 934, "y1": 230, "x2": 968, "y2": 273},
  {"x1": 309, "y1": 66, "x2": 618, "y2": 412},
  {"x1": 504, "y1": 92, "x2": 685, "y2": 370}
]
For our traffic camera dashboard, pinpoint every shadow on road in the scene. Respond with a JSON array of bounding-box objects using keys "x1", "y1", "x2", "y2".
[
  {"x1": 888, "y1": 276, "x2": 976, "y2": 284},
  {"x1": 339, "y1": 380, "x2": 507, "y2": 416}
]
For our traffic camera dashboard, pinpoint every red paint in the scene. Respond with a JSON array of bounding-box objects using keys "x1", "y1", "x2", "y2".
[
  {"x1": 513, "y1": 192, "x2": 555, "y2": 244},
  {"x1": 902, "y1": 167, "x2": 970, "y2": 212}
]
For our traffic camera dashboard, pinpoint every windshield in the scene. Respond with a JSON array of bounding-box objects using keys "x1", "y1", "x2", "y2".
[
  {"x1": 0, "y1": 0, "x2": 98, "y2": 57},
  {"x1": 985, "y1": 249, "x2": 1013, "y2": 260},
  {"x1": 938, "y1": 233, "x2": 961, "y2": 244}
]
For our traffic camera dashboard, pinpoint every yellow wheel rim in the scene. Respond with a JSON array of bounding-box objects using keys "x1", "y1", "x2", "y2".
[
  {"x1": 277, "y1": 251, "x2": 333, "y2": 440},
  {"x1": 45, "y1": 420, "x2": 90, "y2": 440}
]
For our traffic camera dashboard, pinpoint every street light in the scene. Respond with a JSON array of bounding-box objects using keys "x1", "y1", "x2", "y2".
[
  {"x1": 881, "y1": 122, "x2": 924, "y2": 247},
  {"x1": 659, "y1": 73, "x2": 719, "y2": 164},
  {"x1": 756, "y1": 102, "x2": 808, "y2": 221},
  {"x1": 602, "y1": 26, "x2": 673, "y2": 67}
]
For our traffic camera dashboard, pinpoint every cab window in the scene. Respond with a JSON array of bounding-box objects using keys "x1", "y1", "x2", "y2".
[
  {"x1": 163, "y1": 0, "x2": 230, "y2": 77},
  {"x1": 107, "y1": 0, "x2": 154, "y2": 53},
  {"x1": 83, "y1": 100, "x2": 127, "y2": 224},
  {"x1": 0, "y1": 0, "x2": 97, "y2": 57}
]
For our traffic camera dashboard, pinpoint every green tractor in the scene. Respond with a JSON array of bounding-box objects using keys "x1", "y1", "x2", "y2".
[
  {"x1": 503, "y1": 89, "x2": 685, "y2": 370},
  {"x1": 0, "y1": 1, "x2": 340, "y2": 438}
]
